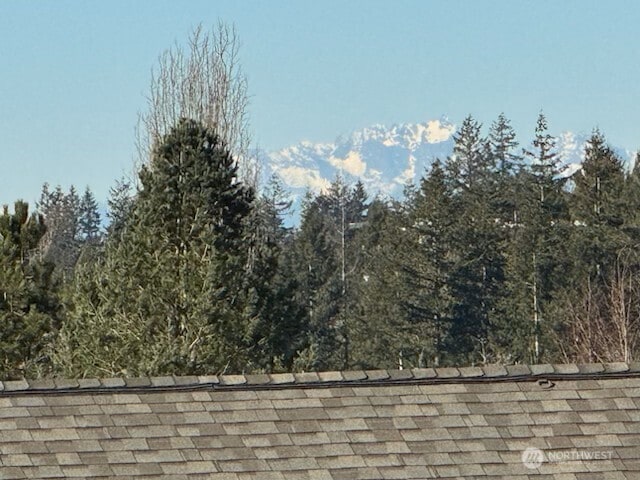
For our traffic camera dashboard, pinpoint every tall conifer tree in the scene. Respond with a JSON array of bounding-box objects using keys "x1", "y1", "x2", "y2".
[
  {"x1": 444, "y1": 116, "x2": 505, "y2": 364},
  {"x1": 0, "y1": 201, "x2": 61, "y2": 378},
  {"x1": 56, "y1": 118, "x2": 254, "y2": 376},
  {"x1": 403, "y1": 161, "x2": 454, "y2": 366}
]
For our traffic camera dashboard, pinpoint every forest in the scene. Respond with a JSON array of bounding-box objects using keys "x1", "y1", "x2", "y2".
[{"x1": 2, "y1": 26, "x2": 639, "y2": 380}]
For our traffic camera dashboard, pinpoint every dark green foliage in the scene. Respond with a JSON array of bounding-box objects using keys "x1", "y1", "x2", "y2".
[
  {"x1": 79, "y1": 186, "x2": 101, "y2": 242},
  {"x1": 442, "y1": 116, "x2": 508, "y2": 364},
  {"x1": 5, "y1": 112, "x2": 639, "y2": 377},
  {"x1": 572, "y1": 130, "x2": 626, "y2": 229},
  {"x1": 0, "y1": 201, "x2": 61, "y2": 379},
  {"x1": 445, "y1": 115, "x2": 493, "y2": 192},
  {"x1": 37, "y1": 184, "x2": 89, "y2": 279},
  {"x1": 569, "y1": 130, "x2": 628, "y2": 278},
  {"x1": 106, "y1": 177, "x2": 134, "y2": 237},
  {"x1": 557, "y1": 130, "x2": 637, "y2": 363},
  {"x1": 56, "y1": 118, "x2": 255, "y2": 376},
  {"x1": 490, "y1": 113, "x2": 521, "y2": 176},
  {"x1": 242, "y1": 175, "x2": 306, "y2": 372},
  {"x1": 290, "y1": 192, "x2": 341, "y2": 370},
  {"x1": 401, "y1": 161, "x2": 455, "y2": 366},
  {"x1": 290, "y1": 177, "x2": 369, "y2": 371},
  {"x1": 349, "y1": 199, "x2": 411, "y2": 369},
  {"x1": 493, "y1": 114, "x2": 570, "y2": 363}
]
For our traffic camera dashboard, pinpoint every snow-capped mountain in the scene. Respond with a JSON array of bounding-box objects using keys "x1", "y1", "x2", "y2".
[
  {"x1": 554, "y1": 131, "x2": 635, "y2": 179},
  {"x1": 262, "y1": 118, "x2": 635, "y2": 216},
  {"x1": 266, "y1": 117, "x2": 456, "y2": 200}
]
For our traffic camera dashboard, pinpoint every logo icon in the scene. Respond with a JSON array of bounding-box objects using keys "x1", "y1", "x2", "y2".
[{"x1": 522, "y1": 447, "x2": 545, "y2": 469}]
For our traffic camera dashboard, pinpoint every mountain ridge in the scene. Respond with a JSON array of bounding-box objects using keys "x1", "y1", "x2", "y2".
[{"x1": 261, "y1": 117, "x2": 636, "y2": 217}]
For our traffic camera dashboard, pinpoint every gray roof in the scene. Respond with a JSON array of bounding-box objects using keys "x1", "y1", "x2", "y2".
[{"x1": 1, "y1": 363, "x2": 639, "y2": 479}]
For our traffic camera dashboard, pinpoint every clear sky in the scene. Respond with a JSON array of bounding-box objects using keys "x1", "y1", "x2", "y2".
[{"x1": 1, "y1": 0, "x2": 639, "y2": 208}]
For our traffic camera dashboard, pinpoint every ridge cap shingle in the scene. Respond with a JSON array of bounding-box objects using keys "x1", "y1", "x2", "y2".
[{"x1": 3, "y1": 362, "x2": 640, "y2": 395}]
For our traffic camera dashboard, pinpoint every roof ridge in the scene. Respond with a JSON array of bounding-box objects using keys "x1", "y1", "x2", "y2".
[{"x1": 1, "y1": 362, "x2": 639, "y2": 395}]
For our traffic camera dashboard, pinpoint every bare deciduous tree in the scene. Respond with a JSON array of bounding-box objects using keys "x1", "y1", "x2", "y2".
[
  {"x1": 136, "y1": 22, "x2": 257, "y2": 185},
  {"x1": 563, "y1": 248, "x2": 640, "y2": 363}
]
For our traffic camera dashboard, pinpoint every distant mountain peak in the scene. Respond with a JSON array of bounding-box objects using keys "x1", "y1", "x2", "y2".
[
  {"x1": 267, "y1": 118, "x2": 459, "y2": 199},
  {"x1": 263, "y1": 117, "x2": 635, "y2": 222},
  {"x1": 348, "y1": 117, "x2": 456, "y2": 150}
]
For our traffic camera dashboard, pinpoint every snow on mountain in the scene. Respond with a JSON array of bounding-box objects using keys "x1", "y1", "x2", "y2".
[
  {"x1": 266, "y1": 117, "x2": 456, "y2": 203},
  {"x1": 262, "y1": 117, "x2": 635, "y2": 219},
  {"x1": 554, "y1": 131, "x2": 635, "y2": 178}
]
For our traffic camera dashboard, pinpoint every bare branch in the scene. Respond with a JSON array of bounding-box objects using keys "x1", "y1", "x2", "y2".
[
  {"x1": 136, "y1": 22, "x2": 256, "y2": 187},
  {"x1": 564, "y1": 248, "x2": 640, "y2": 363}
]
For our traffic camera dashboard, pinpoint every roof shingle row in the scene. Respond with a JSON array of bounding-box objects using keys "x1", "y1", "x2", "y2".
[
  {"x1": 0, "y1": 363, "x2": 639, "y2": 478},
  {"x1": 2, "y1": 362, "x2": 639, "y2": 394}
]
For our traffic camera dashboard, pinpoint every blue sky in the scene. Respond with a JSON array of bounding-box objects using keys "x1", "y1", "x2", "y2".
[{"x1": 1, "y1": 0, "x2": 639, "y2": 207}]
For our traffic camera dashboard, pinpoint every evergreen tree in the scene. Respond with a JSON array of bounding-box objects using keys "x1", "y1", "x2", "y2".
[
  {"x1": 291, "y1": 177, "x2": 368, "y2": 370},
  {"x1": 242, "y1": 175, "x2": 306, "y2": 372},
  {"x1": 106, "y1": 177, "x2": 134, "y2": 237},
  {"x1": 79, "y1": 187, "x2": 101, "y2": 242},
  {"x1": 570, "y1": 130, "x2": 627, "y2": 280},
  {"x1": 489, "y1": 113, "x2": 521, "y2": 176},
  {"x1": 0, "y1": 201, "x2": 61, "y2": 378},
  {"x1": 402, "y1": 161, "x2": 454, "y2": 366},
  {"x1": 488, "y1": 113, "x2": 522, "y2": 226},
  {"x1": 350, "y1": 198, "x2": 411, "y2": 369},
  {"x1": 56, "y1": 118, "x2": 254, "y2": 376},
  {"x1": 492, "y1": 113, "x2": 570, "y2": 363},
  {"x1": 37, "y1": 184, "x2": 81, "y2": 279},
  {"x1": 444, "y1": 117, "x2": 505, "y2": 364},
  {"x1": 291, "y1": 193, "x2": 341, "y2": 370},
  {"x1": 524, "y1": 113, "x2": 563, "y2": 191},
  {"x1": 445, "y1": 115, "x2": 493, "y2": 192},
  {"x1": 557, "y1": 130, "x2": 632, "y2": 363}
]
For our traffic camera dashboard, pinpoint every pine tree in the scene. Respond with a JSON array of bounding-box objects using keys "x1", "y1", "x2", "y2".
[
  {"x1": 291, "y1": 193, "x2": 341, "y2": 370},
  {"x1": 37, "y1": 184, "x2": 81, "y2": 279},
  {"x1": 106, "y1": 177, "x2": 134, "y2": 237},
  {"x1": 79, "y1": 187, "x2": 101, "y2": 242},
  {"x1": 241, "y1": 175, "x2": 306, "y2": 372},
  {"x1": 491, "y1": 113, "x2": 570, "y2": 363},
  {"x1": 524, "y1": 113, "x2": 563, "y2": 191},
  {"x1": 402, "y1": 161, "x2": 454, "y2": 367},
  {"x1": 290, "y1": 177, "x2": 369, "y2": 370},
  {"x1": 445, "y1": 115, "x2": 493, "y2": 192},
  {"x1": 488, "y1": 113, "x2": 522, "y2": 226},
  {"x1": 570, "y1": 129, "x2": 627, "y2": 279},
  {"x1": 489, "y1": 113, "x2": 521, "y2": 176},
  {"x1": 349, "y1": 198, "x2": 411, "y2": 369},
  {"x1": 556, "y1": 130, "x2": 633, "y2": 363},
  {"x1": 443, "y1": 117, "x2": 506, "y2": 364},
  {"x1": 56, "y1": 118, "x2": 255, "y2": 376},
  {"x1": 0, "y1": 201, "x2": 61, "y2": 379}
]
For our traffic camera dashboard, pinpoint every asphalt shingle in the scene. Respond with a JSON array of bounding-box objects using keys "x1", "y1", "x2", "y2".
[{"x1": 0, "y1": 365, "x2": 638, "y2": 478}]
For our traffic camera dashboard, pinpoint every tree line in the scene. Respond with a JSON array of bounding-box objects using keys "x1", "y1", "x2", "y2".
[
  {"x1": 2, "y1": 111, "x2": 640, "y2": 379},
  {"x1": 3, "y1": 23, "x2": 640, "y2": 378}
]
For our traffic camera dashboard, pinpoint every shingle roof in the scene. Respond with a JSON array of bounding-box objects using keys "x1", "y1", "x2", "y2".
[{"x1": 1, "y1": 363, "x2": 639, "y2": 479}]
